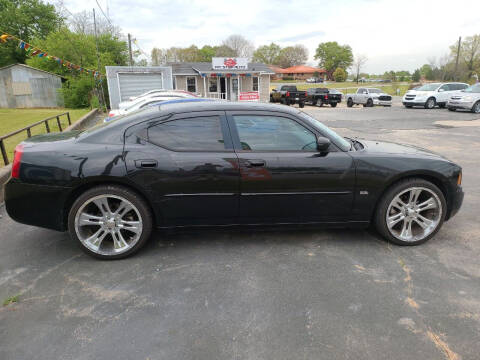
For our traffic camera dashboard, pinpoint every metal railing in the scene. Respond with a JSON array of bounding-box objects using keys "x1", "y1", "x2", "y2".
[{"x1": 0, "y1": 112, "x2": 71, "y2": 166}]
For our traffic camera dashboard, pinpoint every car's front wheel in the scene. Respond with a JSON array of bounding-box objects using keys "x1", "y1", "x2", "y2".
[
  {"x1": 347, "y1": 98, "x2": 353, "y2": 107},
  {"x1": 374, "y1": 178, "x2": 446, "y2": 246},
  {"x1": 425, "y1": 97, "x2": 436, "y2": 109},
  {"x1": 472, "y1": 101, "x2": 480, "y2": 113},
  {"x1": 68, "y1": 185, "x2": 153, "y2": 259}
]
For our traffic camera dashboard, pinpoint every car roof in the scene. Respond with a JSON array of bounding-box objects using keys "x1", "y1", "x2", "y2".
[{"x1": 156, "y1": 101, "x2": 300, "y2": 115}]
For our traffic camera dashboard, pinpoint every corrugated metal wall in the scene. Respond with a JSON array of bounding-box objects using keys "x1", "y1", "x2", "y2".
[
  {"x1": 0, "y1": 65, "x2": 63, "y2": 108},
  {"x1": 106, "y1": 66, "x2": 173, "y2": 109}
]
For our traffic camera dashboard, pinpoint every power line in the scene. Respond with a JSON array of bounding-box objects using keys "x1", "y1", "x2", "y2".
[{"x1": 95, "y1": 0, "x2": 113, "y2": 27}]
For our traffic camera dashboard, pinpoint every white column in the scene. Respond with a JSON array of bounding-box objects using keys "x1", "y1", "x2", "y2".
[{"x1": 203, "y1": 76, "x2": 207, "y2": 97}]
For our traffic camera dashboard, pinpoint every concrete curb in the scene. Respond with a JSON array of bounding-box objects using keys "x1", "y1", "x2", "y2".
[{"x1": 0, "y1": 108, "x2": 99, "y2": 203}]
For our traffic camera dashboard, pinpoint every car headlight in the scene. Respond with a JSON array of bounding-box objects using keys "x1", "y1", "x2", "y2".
[{"x1": 463, "y1": 96, "x2": 473, "y2": 101}]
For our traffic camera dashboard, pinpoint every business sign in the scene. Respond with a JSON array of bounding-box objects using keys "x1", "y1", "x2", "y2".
[
  {"x1": 212, "y1": 57, "x2": 248, "y2": 70},
  {"x1": 239, "y1": 91, "x2": 260, "y2": 101}
]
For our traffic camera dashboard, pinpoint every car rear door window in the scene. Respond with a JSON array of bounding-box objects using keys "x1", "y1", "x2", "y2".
[
  {"x1": 232, "y1": 115, "x2": 317, "y2": 151},
  {"x1": 148, "y1": 116, "x2": 225, "y2": 151}
]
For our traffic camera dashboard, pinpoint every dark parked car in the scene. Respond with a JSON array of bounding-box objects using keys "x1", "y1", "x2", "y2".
[
  {"x1": 5, "y1": 102, "x2": 464, "y2": 259},
  {"x1": 306, "y1": 88, "x2": 342, "y2": 107},
  {"x1": 270, "y1": 85, "x2": 306, "y2": 107}
]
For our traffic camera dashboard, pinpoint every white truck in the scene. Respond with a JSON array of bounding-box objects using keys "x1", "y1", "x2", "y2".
[{"x1": 346, "y1": 88, "x2": 392, "y2": 107}]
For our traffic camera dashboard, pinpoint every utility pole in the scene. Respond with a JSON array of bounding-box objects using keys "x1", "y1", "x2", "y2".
[
  {"x1": 128, "y1": 33, "x2": 133, "y2": 66},
  {"x1": 454, "y1": 36, "x2": 461, "y2": 81},
  {"x1": 93, "y1": 8, "x2": 106, "y2": 110}
]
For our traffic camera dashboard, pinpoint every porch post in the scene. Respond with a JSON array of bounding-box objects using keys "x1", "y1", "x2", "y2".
[{"x1": 203, "y1": 76, "x2": 207, "y2": 97}]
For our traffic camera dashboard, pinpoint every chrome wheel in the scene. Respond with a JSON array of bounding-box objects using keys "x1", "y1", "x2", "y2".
[
  {"x1": 74, "y1": 194, "x2": 143, "y2": 256},
  {"x1": 386, "y1": 187, "x2": 442, "y2": 242},
  {"x1": 426, "y1": 98, "x2": 435, "y2": 109}
]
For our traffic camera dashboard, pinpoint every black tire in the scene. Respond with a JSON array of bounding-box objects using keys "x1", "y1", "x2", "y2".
[
  {"x1": 299, "y1": 102, "x2": 305, "y2": 108},
  {"x1": 448, "y1": 107, "x2": 457, "y2": 112},
  {"x1": 318, "y1": 101, "x2": 324, "y2": 107},
  {"x1": 374, "y1": 178, "x2": 446, "y2": 246},
  {"x1": 438, "y1": 103, "x2": 446, "y2": 108},
  {"x1": 270, "y1": 95, "x2": 274, "y2": 103},
  {"x1": 68, "y1": 185, "x2": 153, "y2": 260},
  {"x1": 311, "y1": 99, "x2": 317, "y2": 106},
  {"x1": 472, "y1": 101, "x2": 480, "y2": 113},
  {"x1": 330, "y1": 103, "x2": 337, "y2": 108},
  {"x1": 281, "y1": 98, "x2": 286, "y2": 105},
  {"x1": 424, "y1": 97, "x2": 436, "y2": 109},
  {"x1": 366, "y1": 98, "x2": 373, "y2": 107},
  {"x1": 347, "y1": 98, "x2": 353, "y2": 107}
]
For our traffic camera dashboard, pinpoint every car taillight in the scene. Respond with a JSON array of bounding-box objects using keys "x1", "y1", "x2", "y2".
[
  {"x1": 108, "y1": 112, "x2": 115, "y2": 117},
  {"x1": 11, "y1": 144, "x2": 24, "y2": 179},
  {"x1": 324, "y1": 95, "x2": 328, "y2": 100},
  {"x1": 286, "y1": 91, "x2": 290, "y2": 97}
]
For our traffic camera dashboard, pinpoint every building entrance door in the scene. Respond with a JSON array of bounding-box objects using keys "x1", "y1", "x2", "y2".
[{"x1": 220, "y1": 77, "x2": 226, "y2": 99}]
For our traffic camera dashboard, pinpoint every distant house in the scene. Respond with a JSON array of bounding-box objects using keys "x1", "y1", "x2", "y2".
[
  {"x1": 0, "y1": 64, "x2": 65, "y2": 108},
  {"x1": 170, "y1": 60, "x2": 274, "y2": 102},
  {"x1": 269, "y1": 65, "x2": 327, "y2": 80}
]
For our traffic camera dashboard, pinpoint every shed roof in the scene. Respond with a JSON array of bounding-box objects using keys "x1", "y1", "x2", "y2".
[
  {"x1": 170, "y1": 62, "x2": 275, "y2": 75},
  {"x1": 0, "y1": 63, "x2": 66, "y2": 79}
]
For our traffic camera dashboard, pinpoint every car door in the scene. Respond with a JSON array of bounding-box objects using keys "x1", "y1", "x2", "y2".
[
  {"x1": 357, "y1": 88, "x2": 367, "y2": 103},
  {"x1": 226, "y1": 110, "x2": 355, "y2": 223},
  {"x1": 437, "y1": 84, "x2": 451, "y2": 103},
  {"x1": 124, "y1": 111, "x2": 240, "y2": 226}
]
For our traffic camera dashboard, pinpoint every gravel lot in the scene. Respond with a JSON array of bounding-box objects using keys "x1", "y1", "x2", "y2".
[{"x1": 1, "y1": 103, "x2": 479, "y2": 360}]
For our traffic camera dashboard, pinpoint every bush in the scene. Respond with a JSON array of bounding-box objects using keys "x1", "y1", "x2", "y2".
[
  {"x1": 61, "y1": 76, "x2": 95, "y2": 108},
  {"x1": 90, "y1": 95, "x2": 100, "y2": 109},
  {"x1": 333, "y1": 67, "x2": 347, "y2": 82}
]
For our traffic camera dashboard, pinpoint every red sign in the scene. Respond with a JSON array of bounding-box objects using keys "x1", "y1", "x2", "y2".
[
  {"x1": 224, "y1": 58, "x2": 237, "y2": 67},
  {"x1": 239, "y1": 91, "x2": 260, "y2": 101}
]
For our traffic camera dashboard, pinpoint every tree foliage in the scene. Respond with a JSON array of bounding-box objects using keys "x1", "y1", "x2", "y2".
[
  {"x1": 222, "y1": 34, "x2": 254, "y2": 59},
  {"x1": 0, "y1": 0, "x2": 63, "y2": 66},
  {"x1": 314, "y1": 42, "x2": 353, "y2": 77},
  {"x1": 252, "y1": 43, "x2": 281, "y2": 64},
  {"x1": 333, "y1": 67, "x2": 347, "y2": 82},
  {"x1": 276, "y1": 45, "x2": 308, "y2": 68}
]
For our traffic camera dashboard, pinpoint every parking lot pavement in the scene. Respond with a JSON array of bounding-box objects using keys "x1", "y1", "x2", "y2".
[{"x1": 1, "y1": 106, "x2": 480, "y2": 360}]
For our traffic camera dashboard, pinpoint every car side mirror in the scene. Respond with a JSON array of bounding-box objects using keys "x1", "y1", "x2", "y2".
[
  {"x1": 438, "y1": 88, "x2": 444, "y2": 92},
  {"x1": 317, "y1": 137, "x2": 331, "y2": 152}
]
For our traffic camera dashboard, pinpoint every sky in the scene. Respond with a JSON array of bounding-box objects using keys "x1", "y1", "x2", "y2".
[{"x1": 50, "y1": 0, "x2": 480, "y2": 73}]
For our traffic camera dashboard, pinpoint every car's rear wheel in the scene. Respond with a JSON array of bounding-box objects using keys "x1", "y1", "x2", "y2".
[
  {"x1": 366, "y1": 98, "x2": 373, "y2": 107},
  {"x1": 347, "y1": 98, "x2": 353, "y2": 107},
  {"x1": 331, "y1": 103, "x2": 337, "y2": 107},
  {"x1": 68, "y1": 185, "x2": 153, "y2": 259},
  {"x1": 472, "y1": 101, "x2": 480, "y2": 113},
  {"x1": 299, "y1": 102, "x2": 305, "y2": 108},
  {"x1": 425, "y1": 97, "x2": 436, "y2": 109},
  {"x1": 311, "y1": 99, "x2": 317, "y2": 106},
  {"x1": 374, "y1": 178, "x2": 446, "y2": 246}
]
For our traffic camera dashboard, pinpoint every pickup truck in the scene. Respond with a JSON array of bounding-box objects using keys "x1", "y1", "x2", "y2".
[
  {"x1": 270, "y1": 85, "x2": 306, "y2": 107},
  {"x1": 346, "y1": 88, "x2": 392, "y2": 107},
  {"x1": 306, "y1": 88, "x2": 342, "y2": 107}
]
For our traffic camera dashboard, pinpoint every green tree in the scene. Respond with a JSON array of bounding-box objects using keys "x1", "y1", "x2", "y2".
[
  {"x1": 333, "y1": 67, "x2": 347, "y2": 82},
  {"x1": 450, "y1": 35, "x2": 480, "y2": 79},
  {"x1": 314, "y1": 41, "x2": 353, "y2": 79},
  {"x1": 412, "y1": 69, "x2": 421, "y2": 82},
  {"x1": 0, "y1": 0, "x2": 63, "y2": 66},
  {"x1": 420, "y1": 64, "x2": 434, "y2": 80},
  {"x1": 252, "y1": 43, "x2": 281, "y2": 64},
  {"x1": 276, "y1": 45, "x2": 308, "y2": 68}
]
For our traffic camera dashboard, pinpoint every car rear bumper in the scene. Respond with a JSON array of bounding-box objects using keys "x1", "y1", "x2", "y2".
[
  {"x1": 4, "y1": 180, "x2": 70, "y2": 231},
  {"x1": 447, "y1": 186, "x2": 464, "y2": 220},
  {"x1": 447, "y1": 100, "x2": 474, "y2": 110}
]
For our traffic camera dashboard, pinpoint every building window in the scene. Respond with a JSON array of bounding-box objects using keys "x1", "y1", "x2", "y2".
[
  {"x1": 209, "y1": 78, "x2": 218, "y2": 93},
  {"x1": 187, "y1": 76, "x2": 196, "y2": 93},
  {"x1": 252, "y1": 76, "x2": 259, "y2": 91}
]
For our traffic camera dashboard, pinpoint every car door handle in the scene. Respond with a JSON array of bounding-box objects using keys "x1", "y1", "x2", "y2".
[
  {"x1": 135, "y1": 160, "x2": 157, "y2": 168},
  {"x1": 244, "y1": 159, "x2": 266, "y2": 167}
]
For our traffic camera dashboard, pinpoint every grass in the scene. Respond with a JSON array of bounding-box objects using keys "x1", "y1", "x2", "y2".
[
  {"x1": 3, "y1": 294, "x2": 19, "y2": 306},
  {"x1": 0, "y1": 108, "x2": 90, "y2": 167},
  {"x1": 271, "y1": 81, "x2": 410, "y2": 96}
]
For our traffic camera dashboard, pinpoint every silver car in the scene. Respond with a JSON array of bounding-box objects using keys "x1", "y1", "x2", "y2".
[{"x1": 447, "y1": 83, "x2": 480, "y2": 113}]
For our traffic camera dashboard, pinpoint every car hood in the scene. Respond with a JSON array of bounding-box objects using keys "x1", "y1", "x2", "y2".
[
  {"x1": 361, "y1": 139, "x2": 447, "y2": 159},
  {"x1": 404, "y1": 90, "x2": 433, "y2": 97},
  {"x1": 371, "y1": 92, "x2": 388, "y2": 97}
]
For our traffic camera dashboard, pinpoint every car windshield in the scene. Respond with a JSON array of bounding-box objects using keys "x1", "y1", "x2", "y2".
[
  {"x1": 416, "y1": 83, "x2": 441, "y2": 91},
  {"x1": 367, "y1": 88, "x2": 381, "y2": 93},
  {"x1": 463, "y1": 84, "x2": 480, "y2": 93},
  {"x1": 296, "y1": 111, "x2": 351, "y2": 151}
]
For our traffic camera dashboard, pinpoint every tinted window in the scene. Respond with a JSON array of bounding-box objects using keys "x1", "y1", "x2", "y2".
[
  {"x1": 148, "y1": 117, "x2": 225, "y2": 151},
  {"x1": 439, "y1": 84, "x2": 450, "y2": 91},
  {"x1": 233, "y1": 115, "x2": 317, "y2": 151},
  {"x1": 457, "y1": 83, "x2": 468, "y2": 90},
  {"x1": 464, "y1": 84, "x2": 480, "y2": 93}
]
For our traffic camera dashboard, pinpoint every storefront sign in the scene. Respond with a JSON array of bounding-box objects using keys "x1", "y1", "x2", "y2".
[
  {"x1": 239, "y1": 91, "x2": 260, "y2": 101},
  {"x1": 212, "y1": 57, "x2": 248, "y2": 70}
]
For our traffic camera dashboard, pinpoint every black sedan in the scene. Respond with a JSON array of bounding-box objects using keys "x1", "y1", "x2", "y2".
[{"x1": 5, "y1": 102, "x2": 464, "y2": 259}]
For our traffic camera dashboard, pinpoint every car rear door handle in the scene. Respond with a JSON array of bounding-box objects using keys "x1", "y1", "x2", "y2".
[
  {"x1": 244, "y1": 159, "x2": 266, "y2": 167},
  {"x1": 135, "y1": 160, "x2": 157, "y2": 168}
]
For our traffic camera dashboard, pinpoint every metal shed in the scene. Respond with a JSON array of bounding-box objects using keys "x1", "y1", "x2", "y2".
[
  {"x1": 106, "y1": 66, "x2": 173, "y2": 109},
  {"x1": 0, "y1": 64, "x2": 64, "y2": 108}
]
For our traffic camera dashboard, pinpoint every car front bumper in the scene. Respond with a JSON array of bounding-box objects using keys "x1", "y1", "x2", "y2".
[
  {"x1": 373, "y1": 99, "x2": 392, "y2": 106},
  {"x1": 403, "y1": 99, "x2": 426, "y2": 106},
  {"x1": 447, "y1": 100, "x2": 475, "y2": 110},
  {"x1": 447, "y1": 185, "x2": 464, "y2": 220},
  {"x1": 5, "y1": 179, "x2": 71, "y2": 231}
]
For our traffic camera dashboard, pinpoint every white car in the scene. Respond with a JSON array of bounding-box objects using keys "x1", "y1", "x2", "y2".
[
  {"x1": 447, "y1": 83, "x2": 480, "y2": 113},
  {"x1": 346, "y1": 88, "x2": 392, "y2": 107},
  {"x1": 402, "y1": 82, "x2": 468, "y2": 109},
  {"x1": 118, "y1": 90, "x2": 196, "y2": 109},
  {"x1": 108, "y1": 95, "x2": 186, "y2": 118}
]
